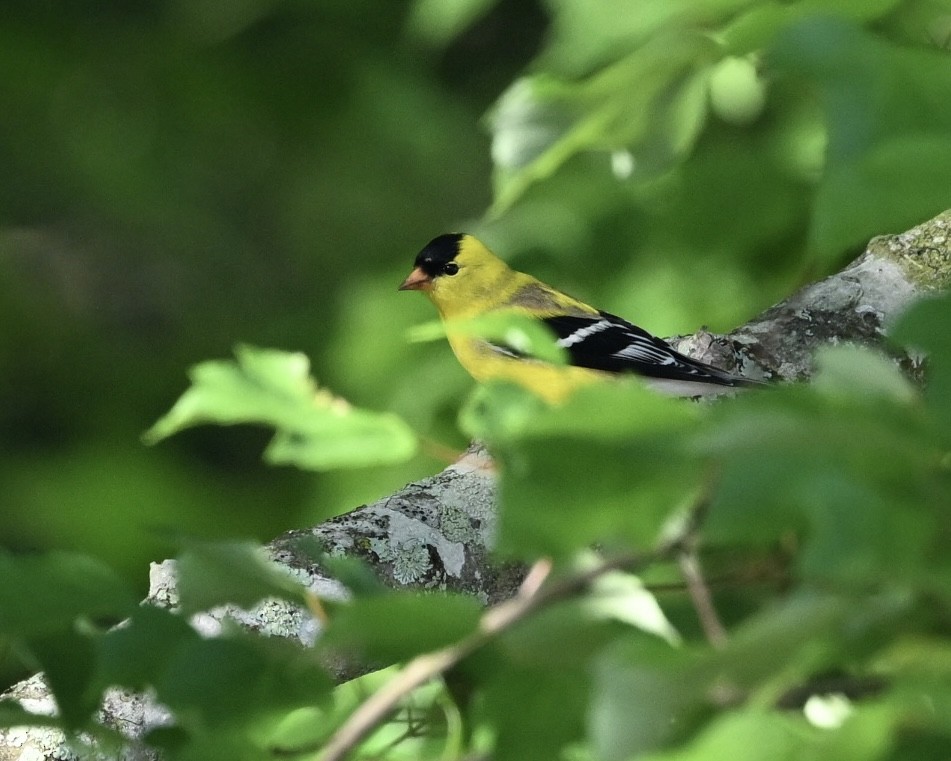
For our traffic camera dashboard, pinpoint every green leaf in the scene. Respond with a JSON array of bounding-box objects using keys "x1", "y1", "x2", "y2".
[
  {"x1": 483, "y1": 665, "x2": 589, "y2": 761},
  {"x1": 408, "y1": 310, "x2": 568, "y2": 365},
  {"x1": 0, "y1": 552, "x2": 133, "y2": 728},
  {"x1": 810, "y1": 345, "x2": 917, "y2": 404},
  {"x1": 880, "y1": 636, "x2": 951, "y2": 735},
  {"x1": 721, "y1": 0, "x2": 904, "y2": 53},
  {"x1": 0, "y1": 702, "x2": 62, "y2": 730},
  {"x1": 406, "y1": 0, "x2": 498, "y2": 45},
  {"x1": 540, "y1": 0, "x2": 753, "y2": 77},
  {"x1": 591, "y1": 592, "x2": 879, "y2": 761},
  {"x1": 645, "y1": 710, "x2": 805, "y2": 761},
  {"x1": 697, "y1": 382, "x2": 949, "y2": 591},
  {"x1": 583, "y1": 568, "x2": 681, "y2": 646},
  {"x1": 144, "y1": 345, "x2": 418, "y2": 470},
  {"x1": 175, "y1": 539, "x2": 307, "y2": 616},
  {"x1": 155, "y1": 635, "x2": 331, "y2": 730},
  {"x1": 638, "y1": 705, "x2": 897, "y2": 761},
  {"x1": 464, "y1": 376, "x2": 698, "y2": 445},
  {"x1": 497, "y1": 599, "x2": 633, "y2": 671},
  {"x1": 811, "y1": 134, "x2": 951, "y2": 260},
  {"x1": 465, "y1": 381, "x2": 701, "y2": 557},
  {"x1": 0, "y1": 551, "x2": 136, "y2": 637},
  {"x1": 321, "y1": 592, "x2": 482, "y2": 664},
  {"x1": 590, "y1": 638, "x2": 712, "y2": 760},
  {"x1": 892, "y1": 292, "x2": 951, "y2": 437},
  {"x1": 27, "y1": 631, "x2": 100, "y2": 727},
  {"x1": 769, "y1": 18, "x2": 951, "y2": 261},
  {"x1": 95, "y1": 605, "x2": 200, "y2": 691},
  {"x1": 487, "y1": 31, "x2": 718, "y2": 214}
]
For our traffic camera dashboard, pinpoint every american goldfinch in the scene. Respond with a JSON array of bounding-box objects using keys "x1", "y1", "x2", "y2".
[{"x1": 400, "y1": 233, "x2": 760, "y2": 403}]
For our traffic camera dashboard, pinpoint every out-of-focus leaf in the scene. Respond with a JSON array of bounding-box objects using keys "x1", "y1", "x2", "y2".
[
  {"x1": 408, "y1": 310, "x2": 568, "y2": 365},
  {"x1": 95, "y1": 605, "x2": 200, "y2": 691},
  {"x1": 0, "y1": 702, "x2": 61, "y2": 730},
  {"x1": 696, "y1": 380, "x2": 949, "y2": 591},
  {"x1": 811, "y1": 135, "x2": 951, "y2": 259},
  {"x1": 144, "y1": 345, "x2": 418, "y2": 470},
  {"x1": 892, "y1": 291, "x2": 951, "y2": 436},
  {"x1": 464, "y1": 375, "x2": 698, "y2": 443},
  {"x1": 584, "y1": 569, "x2": 681, "y2": 646},
  {"x1": 27, "y1": 631, "x2": 99, "y2": 727},
  {"x1": 498, "y1": 599, "x2": 631, "y2": 671},
  {"x1": 406, "y1": 0, "x2": 499, "y2": 45},
  {"x1": 0, "y1": 551, "x2": 136, "y2": 636},
  {"x1": 721, "y1": 0, "x2": 904, "y2": 53},
  {"x1": 879, "y1": 636, "x2": 951, "y2": 736},
  {"x1": 540, "y1": 0, "x2": 754, "y2": 77},
  {"x1": 482, "y1": 664, "x2": 588, "y2": 761},
  {"x1": 591, "y1": 592, "x2": 885, "y2": 761},
  {"x1": 769, "y1": 18, "x2": 951, "y2": 261},
  {"x1": 175, "y1": 539, "x2": 307, "y2": 616},
  {"x1": 639, "y1": 710, "x2": 804, "y2": 761},
  {"x1": 810, "y1": 345, "x2": 917, "y2": 403},
  {"x1": 488, "y1": 32, "x2": 718, "y2": 214},
  {"x1": 590, "y1": 637, "x2": 712, "y2": 760},
  {"x1": 464, "y1": 381, "x2": 701, "y2": 556},
  {"x1": 656, "y1": 127, "x2": 811, "y2": 263},
  {"x1": 638, "y1": 703, "x2": 899, "y2": 761},
  {"x1": 320, "y1": 593, "x2": 482, "y2": 664},
  {"x1": 155, "y1": 635, "x2": 331, "y2": 730}
]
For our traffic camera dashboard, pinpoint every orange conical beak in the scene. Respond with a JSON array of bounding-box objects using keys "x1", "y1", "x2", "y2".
[{"x1": 398, "y1": 267, "x2": 432, "y2": 291}]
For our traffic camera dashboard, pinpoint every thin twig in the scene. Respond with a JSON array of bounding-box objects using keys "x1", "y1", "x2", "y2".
[
  {"x1": 677, "y1": 461, "x2": 728, "y2": 649},
  {"x1": 312, "y1": 547, "x2": 672, "y2": 761},
  {"x1": 678, "y1": 548, "x2": 728, "y2": 649}
]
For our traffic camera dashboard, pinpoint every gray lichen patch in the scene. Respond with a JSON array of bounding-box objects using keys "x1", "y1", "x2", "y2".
[
  {"x1": 439, "y1": 505, "x2": 479, "y2": 543},
  {"x1": 367, "y1": 505, "x2": 466, "y2": 582},
  {"x1": 393, "y1": 544, "x2": 433, "y2": 586}
]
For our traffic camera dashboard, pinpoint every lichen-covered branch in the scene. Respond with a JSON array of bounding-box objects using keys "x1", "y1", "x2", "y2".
[{"x1": 1, "y1": 209, "x2": 948, "y2": 760}]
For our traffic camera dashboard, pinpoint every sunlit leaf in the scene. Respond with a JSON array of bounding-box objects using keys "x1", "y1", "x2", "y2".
[
  {"x1": 144, "y1": 345, "x2": 418, "y2": 470},
  {"x1": 583, "y1": 569, "x2": 681, "y2": 646}
]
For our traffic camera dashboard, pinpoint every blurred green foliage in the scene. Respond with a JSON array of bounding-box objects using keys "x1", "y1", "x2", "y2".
[
  {"x1": 2, "y1": 0, "x2": 951, "y2": 757},
  {"x1": 0, "y1": 0, "x2": 528, "y2": 580}
]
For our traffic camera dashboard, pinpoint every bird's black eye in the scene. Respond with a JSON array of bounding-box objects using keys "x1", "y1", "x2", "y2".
[{"x1": 442, "y1": 262, "x2": 459, "y2": 276}]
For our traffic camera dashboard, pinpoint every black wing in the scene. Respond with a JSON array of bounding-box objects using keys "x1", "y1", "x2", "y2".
[{"x1": 543, "y1": 311, "x2": 750, "y2": 387}]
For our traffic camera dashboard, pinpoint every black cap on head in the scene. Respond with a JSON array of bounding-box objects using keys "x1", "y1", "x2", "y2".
[{"x1": 414, "y1": 233, "x2": 463, "y2": 277}]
